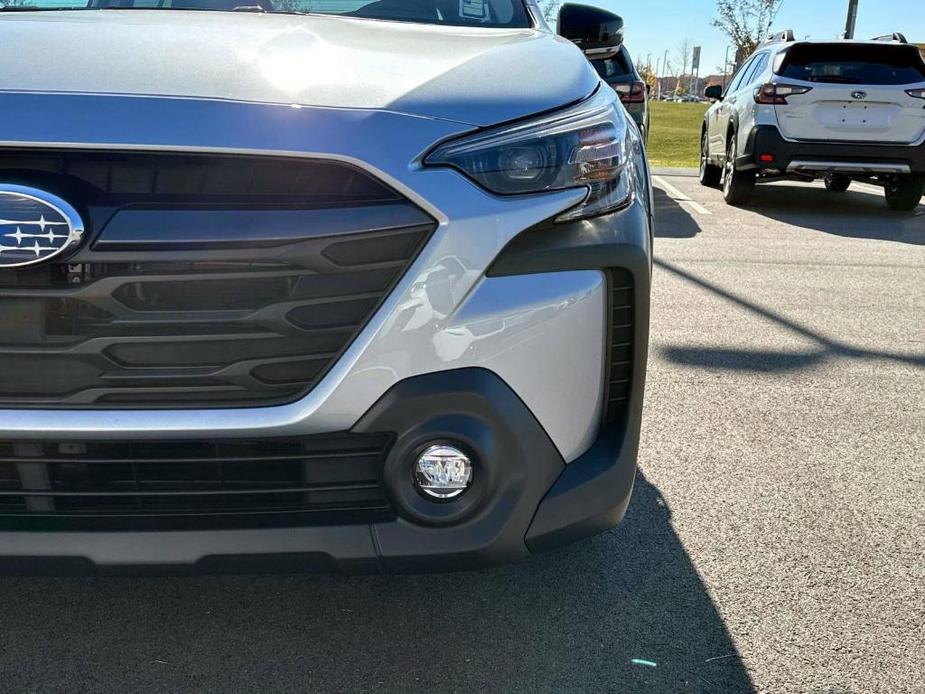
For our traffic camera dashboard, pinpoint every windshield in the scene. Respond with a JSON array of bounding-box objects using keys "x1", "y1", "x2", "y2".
[
  {"x1": 591, "y1": 48, "x2": 634, "y2": 83},
  {"x1": 777, "y1": 43, "x2": 925, "y2": 86},
  {"x1": 0, "y1": 0, "x2": 533, "y2": 26}
]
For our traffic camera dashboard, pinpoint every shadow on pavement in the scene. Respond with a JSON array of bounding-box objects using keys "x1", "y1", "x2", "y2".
[
  {"x1": 746, "y1": 183, "x2": 924, "y2": 245},
  {"x1": 0, "y1": 472, "x2": 754, "y2": 693},
  {"x1": 653, "y1": 187, "x2": 703, "y2": 239},
  {"x1": 661, "y1": 345, "x2": 827, "y2": 374},
  {"x1": 656, "y1": 258, "x2": 925, "y2": 372}
]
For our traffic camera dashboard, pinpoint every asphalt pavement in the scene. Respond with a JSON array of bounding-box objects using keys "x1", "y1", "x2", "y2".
[{"x1": 0, "y1": 173, "x2": 922, "y2": 693}]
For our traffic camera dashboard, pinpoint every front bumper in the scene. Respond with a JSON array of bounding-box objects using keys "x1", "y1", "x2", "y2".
[
  {"x1": 0, "y1": 364, "x2": 642, "y2": 575},
  {"x1": 0, "y1": 92, "x2": 652, "y2": 573},
  {"x1": 739, "y1": 125, "x2": 925, "y2": 174},
  {"x1": 0, "y1": 197, "x2": 652, "y2": 574}
]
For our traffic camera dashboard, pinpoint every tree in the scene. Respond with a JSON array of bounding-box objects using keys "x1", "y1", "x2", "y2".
[
  {"x1": 712, "y1": 0, "x2": 784, "y2": 66},
  {"x1": 638, "y1": 63, "x2": 658, "y2": 93},
  {"x1": 275, "y1": 0, "x2": 304, "y2": 10},
  {"x1": 539, "y1": 0, "x2": 560, "y2": 27}
]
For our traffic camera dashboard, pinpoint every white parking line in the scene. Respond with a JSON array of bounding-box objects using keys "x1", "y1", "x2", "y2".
[{"x1": 653, "y1": 175, "x2": 712, "y2": 215}]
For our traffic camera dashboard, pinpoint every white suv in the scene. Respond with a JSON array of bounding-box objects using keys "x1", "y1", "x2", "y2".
[{"x1": 700, "y1": 31, "x2": 925, "y2": 210}]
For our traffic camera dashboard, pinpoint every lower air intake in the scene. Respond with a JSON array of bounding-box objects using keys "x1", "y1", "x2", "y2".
[{"x1": 0, "y1": 434, "x2": 394, "y2": 531}]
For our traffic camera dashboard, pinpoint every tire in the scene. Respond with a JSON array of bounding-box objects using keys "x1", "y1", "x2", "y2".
[
  {"x1": 722, "y1": 135, "x2": 756, "y2": 206},
  {"x1": 884, "y1": 174, "x2": 925, "y2": 211},
  {"x1": 699, "y1": 131, "x2": 722, "y2": 188},
  {"x1": 824, "y1": 174, "x2": 851, "y2": 192}
]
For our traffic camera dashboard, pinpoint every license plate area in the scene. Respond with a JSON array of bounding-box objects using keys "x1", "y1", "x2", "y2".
[{"x1": 815, "y1": 101, "x2": 896, "y2": 131}]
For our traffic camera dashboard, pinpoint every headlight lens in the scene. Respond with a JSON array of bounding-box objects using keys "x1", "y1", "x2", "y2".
[{"x1": 425, "y1": 87, "x2": 635, "y2": 221}]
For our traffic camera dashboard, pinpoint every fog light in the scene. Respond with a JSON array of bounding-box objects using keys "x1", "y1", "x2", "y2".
[{"x1": 413, "y1": 445, "x2": 473, "y2": 500}]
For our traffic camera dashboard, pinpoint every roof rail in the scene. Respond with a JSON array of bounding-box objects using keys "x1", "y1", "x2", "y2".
[
  {"x1": 763, "y1": 29, "x2": 795, "y2": 45},
  {"x1": 871, "y1": 32, "x2": 908, "y2": 43}
]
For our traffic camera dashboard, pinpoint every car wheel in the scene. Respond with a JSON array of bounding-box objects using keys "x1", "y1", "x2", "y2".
[
  {"x1": 699, "y1": 131, "x2": 722, "y2": 188},
  {"x1": 722, "y1": 135, "x2": 755, "y2": 206},
  {"x1": 884, "y1": 174, "x2": 925, "y2": 211},
  {"x1": 824, "y1": 174, "x2": 851, "y2": 193}
]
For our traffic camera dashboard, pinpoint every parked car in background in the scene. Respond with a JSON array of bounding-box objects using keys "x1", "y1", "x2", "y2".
[
  {"x1": 701, "y1": 31, "x2": 925, "y2": 209},
  {"x1": 592, "y1": 44, "x2": 650, "y2": 142},
  {"x1": 0, "y1": 0, "x2": 651, "y2": 573}
]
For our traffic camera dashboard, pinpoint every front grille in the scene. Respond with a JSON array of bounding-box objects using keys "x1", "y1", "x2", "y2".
[
  {"x1": 0, "y1": 149, "x2": 395, "y2": 204},
  {"x1": 0, "y1": 434, "x2": 394, "y2": 531},
  {"x1": 603, "y1": 268, "x2": 634, "y2": 425},
  {"x1": 0, "y1": 150, "x2": 436, "y2": 408}
]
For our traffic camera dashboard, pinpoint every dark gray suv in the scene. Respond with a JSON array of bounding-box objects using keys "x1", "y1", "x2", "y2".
[{"x1": 593, "y1": 45, "x2": 651, "y2": 142}]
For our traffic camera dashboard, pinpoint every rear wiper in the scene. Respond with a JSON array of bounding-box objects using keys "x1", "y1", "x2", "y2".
[{"x1": 807, "y1": 76, "x2": 857, "y2": 84}]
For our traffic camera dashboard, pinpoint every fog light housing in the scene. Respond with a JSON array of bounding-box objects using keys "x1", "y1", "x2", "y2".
[{"x1": 413, "y1": 445, "x2": 473, "y2": 500}]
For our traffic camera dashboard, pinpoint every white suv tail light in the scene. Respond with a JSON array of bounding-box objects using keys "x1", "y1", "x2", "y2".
[{"x1": 754, "y1": 83, "x2": 813, "y2": 105}]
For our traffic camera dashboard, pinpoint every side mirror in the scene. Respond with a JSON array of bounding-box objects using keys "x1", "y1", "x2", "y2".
[
  {"x1": 704, "y1": 84, "x2": 724, "y2": 101},
  {"x1": 557, "y1": 4, "x2": 624, "y2": 60}
]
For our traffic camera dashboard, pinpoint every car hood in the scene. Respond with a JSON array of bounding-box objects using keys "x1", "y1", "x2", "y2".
[{"x1": 0, "y1": 10, "x2": 598, "y2": 126}]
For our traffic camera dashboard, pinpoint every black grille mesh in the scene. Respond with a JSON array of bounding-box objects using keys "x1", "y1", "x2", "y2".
[
  {"x1": 0, "y1": 434, "x2": 394, "y2": 530},
  {"x1": 0, "y1": 235, "x2": 428, "y2": 407},
  {"x1": 604, "y1": 269, "x2": 634, "y2": 425},
  {"x1": 0, "y1": 150, "x2": 435, "y2": 408}
]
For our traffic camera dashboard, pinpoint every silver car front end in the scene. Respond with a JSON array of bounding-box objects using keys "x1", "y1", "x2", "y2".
[
  {"x1": 0, "y1": 90, "x2": 606, "y2": 460},
  {"x1": 0, "y1": 80, "x2": 651, "y2": 571}
]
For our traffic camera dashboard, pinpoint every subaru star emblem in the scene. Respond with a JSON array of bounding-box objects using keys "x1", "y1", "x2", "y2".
[
  {"x1": 851, "y1": 91, "x2": 868, "y2": 100},
  {"x1": 0, "y1": 185, "x2": 84, "y2": 268}
]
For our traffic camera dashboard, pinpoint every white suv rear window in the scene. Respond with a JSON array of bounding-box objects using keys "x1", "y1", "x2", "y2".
[{"x1": 777, "y1": 44, "x2": 925, "y2": 86}]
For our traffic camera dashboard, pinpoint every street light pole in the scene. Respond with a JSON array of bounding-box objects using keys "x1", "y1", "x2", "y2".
[
  {"x1": 844, "y1": 0, "x2": 859, "y2": 39},
  {"x1": 722, "y1": 45, "x2": 731, "y2": 88},
  {"x1": 655, "y1": 57, "x2": 662, "y2": 100},
  {"x1": 661, "y1": 49, "x2": 669, "y2": 100}
]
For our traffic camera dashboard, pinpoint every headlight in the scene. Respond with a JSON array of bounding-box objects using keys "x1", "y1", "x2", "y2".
[{"x1": 425, "y1": 86, "x2": 635, "y2": 222}]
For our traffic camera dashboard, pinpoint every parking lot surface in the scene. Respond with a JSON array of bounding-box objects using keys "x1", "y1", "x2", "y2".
[{"x1": 0, "y1": 174, "x2": 922, "y2": 694}]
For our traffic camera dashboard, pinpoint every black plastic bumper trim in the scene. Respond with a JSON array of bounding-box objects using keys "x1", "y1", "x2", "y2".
[
  {"x1": 0, "y1": 369, "x2": 567, "y2": 574},
  {"x1": 488, "y1": 202, "x2": 651, "y2": 552},
  {"x1": 739, "y1": 125, "x2": 925, "y2": 172},
  {"x1": 486, "y1": 194, "x2": 652, "y2": 280},
  {"x1": 0, "y1": 525, "x2": 381, "y2": 575}
]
